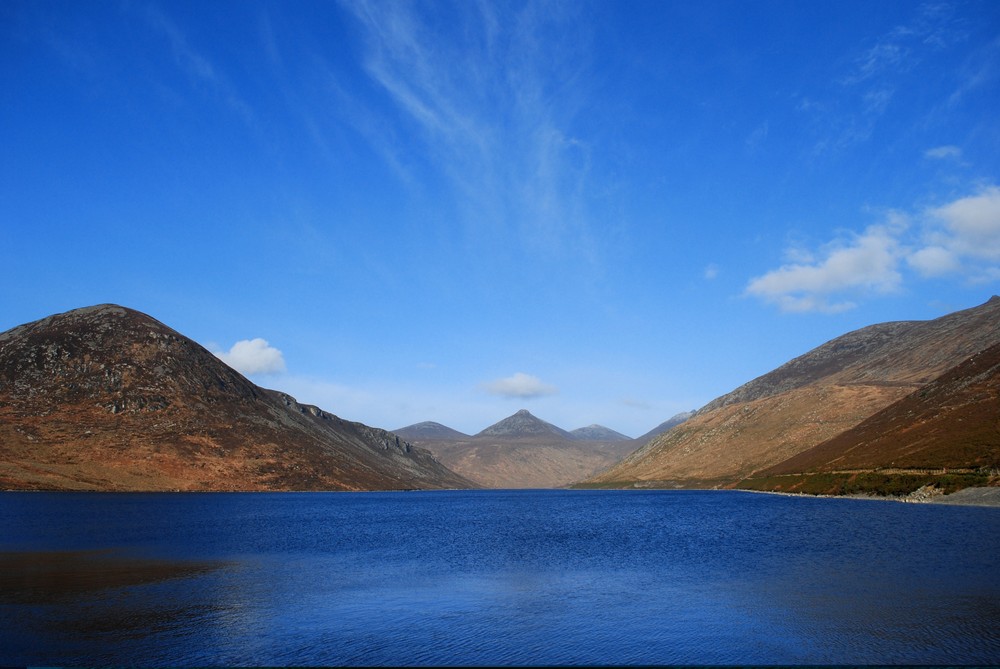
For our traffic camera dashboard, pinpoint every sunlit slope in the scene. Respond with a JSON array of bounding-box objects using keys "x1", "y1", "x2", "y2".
[
  {"x1": 0, "y1": 305, "x2": 475, "y2": 491},
  {"x1": 761, "y1": 340, "x2": 1000, "y2": 475},
  {"x1": 587, "y1": 296, "x2": 1000, "y2": 487}
]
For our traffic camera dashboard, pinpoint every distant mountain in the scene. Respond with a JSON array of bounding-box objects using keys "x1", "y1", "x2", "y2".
[
  {"x1": 632, "y1": 411, "x2": 695, "y2": 444},
  {"x1": 587, "y1": 296, "x2": 1000, "y2": 488},
  {"x1": 393, "y1": 421, "x2": 470, "y2": 441},
  {"x1": 570, "y1": 425, "x2": 632, "y2": 441},
  {"x1": 476, "y1": 409, "x2": 575, "y2": 440},
  {"x1": 408, "y1": 409, "x2": 638, "y2": 488},
  {"x1": 0, "y1": 305, "x2": 474, "y2": 491}
]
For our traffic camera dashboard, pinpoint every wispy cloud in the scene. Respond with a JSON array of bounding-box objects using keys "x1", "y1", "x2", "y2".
[
  {"x1": 338, "y1": 0, "x2": 599, "y2": 262},
  {"x1": 747, "y1": 185, "x2": 1000, "y2": 312},
  {"x1": 804, "y1": 3, "x2": 962, "y2": 153},
  {"x1": 139, "y1": 3, "x2": 257, "y2": 131},
  {"x1": 924, "y1": 145, "x2": 962, "y2": 160},
  {"x1": 214, "y1": 339, "x2": 287, "y2": 375},
  {"x1": 481, "y1": 372, "x2": 558, "y2": 399}
]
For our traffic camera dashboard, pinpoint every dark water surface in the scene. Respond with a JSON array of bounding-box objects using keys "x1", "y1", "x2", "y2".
[{"x1": 1, "y1": 489, "x2": 998, "y2": 666}]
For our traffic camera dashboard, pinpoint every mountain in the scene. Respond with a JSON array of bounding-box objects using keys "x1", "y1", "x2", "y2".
[
  {"x1": 476, "y1": 409, "x2": 575, "y2": 440},
  {"x1": 631, "y1": 411, "x2": 695, "y2": 444},
  {"x1": 393, "y1": 421, "x2": 470, "y2": 441},
  {"x1": 761, "y1": 339, "x2": 1000, "y2": 476},
  {"x1": 587, "y1": 297, "x2": 1000, "y2": 488},
  {"x1": 406, "y1": 409, "x2": 638, "y2": 488},
  {"x1": 570, "y1": 425, "x2": 632, "y2": 441},
  {"x1": 0, "y1": 304, "x2": 474, "y2": 491}
]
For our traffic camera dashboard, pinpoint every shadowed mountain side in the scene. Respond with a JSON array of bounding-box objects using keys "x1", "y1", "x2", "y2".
[
  {"x1": 587, "y1": 297, "x2": 1000, "y2": 487},
  {"x1": 761, "y1": 341, "x2": 1000, "y2": 475},
  {"x1": 0, "y1": 305, "x2": 474, "y2": 491}
]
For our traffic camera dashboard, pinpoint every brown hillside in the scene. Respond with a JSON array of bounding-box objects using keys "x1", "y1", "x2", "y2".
[
  {"x1": 588, "y1": 297, "x2": 1000, "y2": 487},
  {"x1": 0, "y1": 305, "x2": 473, "y2": 491},
  {"x1": 408, "y1": 410, "x2": 637, "y2": 488},
  {"x1": 763, "y1": 341, "x2": 1000, "y2": 475}
]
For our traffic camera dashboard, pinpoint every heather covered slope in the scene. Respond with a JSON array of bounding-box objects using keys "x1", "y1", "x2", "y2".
[
  {"x1": 761, "y1": 340, "x2": 1000, "y2": 476},
  {"x1": 0, "y1": 305, "x2": 474, "y2": 491},
  {"x1": 588, "y1": 297, "x2": 1000, "y2": 487}
]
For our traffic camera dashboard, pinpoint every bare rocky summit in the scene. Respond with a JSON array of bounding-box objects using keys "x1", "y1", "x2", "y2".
[
  {"x1": 0, "y1": 305, "x2": 474, "y2": 491},
  {"x1": 589, "y1": 297, "x2": 1000, "y2": 488},
  {"x1": 475, "y1": 409, "x2": 575, "y2": 440}
]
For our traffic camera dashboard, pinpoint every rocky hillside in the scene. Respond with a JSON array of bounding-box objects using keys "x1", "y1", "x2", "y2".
[
  {"x1": 587, "y1": 297, "x2": 1000, "y2": 488},
  {"x1": 397, "y1": 410, "x2": 638, "y2": 488},
  {"x1": 0, "y1": 305, "x2": 474, "y2": 491}
]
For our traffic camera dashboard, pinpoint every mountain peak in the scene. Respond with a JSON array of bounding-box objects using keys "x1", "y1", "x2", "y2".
[{"x1": 476, "y1": 409, "x2": 574, "y2": 440}]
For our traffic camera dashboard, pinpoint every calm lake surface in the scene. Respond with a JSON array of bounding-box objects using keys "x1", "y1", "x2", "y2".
[{"x1": 1, "y1": 489, "x2": 999, "y2": 666}]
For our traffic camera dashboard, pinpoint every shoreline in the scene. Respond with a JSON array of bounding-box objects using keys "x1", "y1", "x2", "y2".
[{"x1": 739, "y1": 485, "x2": 1000, "y2": 508}]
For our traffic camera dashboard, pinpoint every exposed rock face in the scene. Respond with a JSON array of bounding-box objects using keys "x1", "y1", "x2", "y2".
[
  {"x1": 0, "y1": 305, "x2": 474, "y2": 491},
  {"x1": 403, "y1": 410, "x2": 638, "y2": 488},
  {"x1": 589, "y1": 297, "x2": 1000, "y2": 487}
]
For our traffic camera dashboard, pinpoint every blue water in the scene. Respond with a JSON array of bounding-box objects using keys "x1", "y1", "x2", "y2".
[{"x1": 1, "y1": 489, "x2": 998, "y2": 666}]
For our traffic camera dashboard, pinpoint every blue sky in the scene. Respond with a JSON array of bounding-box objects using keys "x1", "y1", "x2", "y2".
[{"x1": 3, "y1": 1, "x2": 999, "y2": 437}]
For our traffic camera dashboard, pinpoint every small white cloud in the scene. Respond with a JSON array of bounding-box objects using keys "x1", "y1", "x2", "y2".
[
  {"x1": 215, "y1": 338, "x2": 286, "y2": 375},
  {"x1": 745, "y1": 222, "x2": 904, "y2": 313},
  {"x1": 924, "y1": 145, "x2": 962, "y2": 160},
  {"x1": 703, "y1": 263, "x2": 720, "y2": 280},
  {"x1": 481, "y1": 372, "x2": 558, "y2": 399}
]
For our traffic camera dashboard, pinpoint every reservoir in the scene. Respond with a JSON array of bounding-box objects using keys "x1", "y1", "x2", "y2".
[{"x1": 1, "y1": 489, "x2": 998, "y2": 666}]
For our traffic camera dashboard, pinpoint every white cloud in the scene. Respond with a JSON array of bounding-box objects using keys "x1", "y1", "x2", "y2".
[
  {"x1": 924, "y1": 145, "x2": 962, "y2": 160},
  {"x1": 927, "y1": 186, "x2": 1000, "y2": 261},
  {"x1": 215, "y1": 338, "x2": 287, "y2": 375},
  {"x1": 745, "y1": 222, "x2": 904, "y2": 313},
  {"x1": 748, "y1": 186, "x2": 1000, "y2": 313},
  {"x1": 481, "y1": 372, "x2": 558, "y2": 399},
  {"x1": 703, "y1": 263, "x2": 719, "y2": 280},
  {"x1": 906, "y1": 245, "x2": 960, "y2": 277}
]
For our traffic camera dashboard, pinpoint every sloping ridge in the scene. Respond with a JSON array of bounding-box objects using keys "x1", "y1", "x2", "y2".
[
  {"x1": 763, "y1": 339, "x2": 1000, "y2": 474},
  {"x1": 0, "y1": 304, "x2": 474, "y2": 491},
  {"x1": 589, "y1": 296, "x2": 1000, "y2": 486}
]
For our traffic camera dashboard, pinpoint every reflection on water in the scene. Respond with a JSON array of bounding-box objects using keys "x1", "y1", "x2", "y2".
[
  {"x1": 1, "y1": 490, "x2": 999, "y2": 666},
  {"x1": 0, "y1": 549, "x2": 227, "y2": 603}
]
